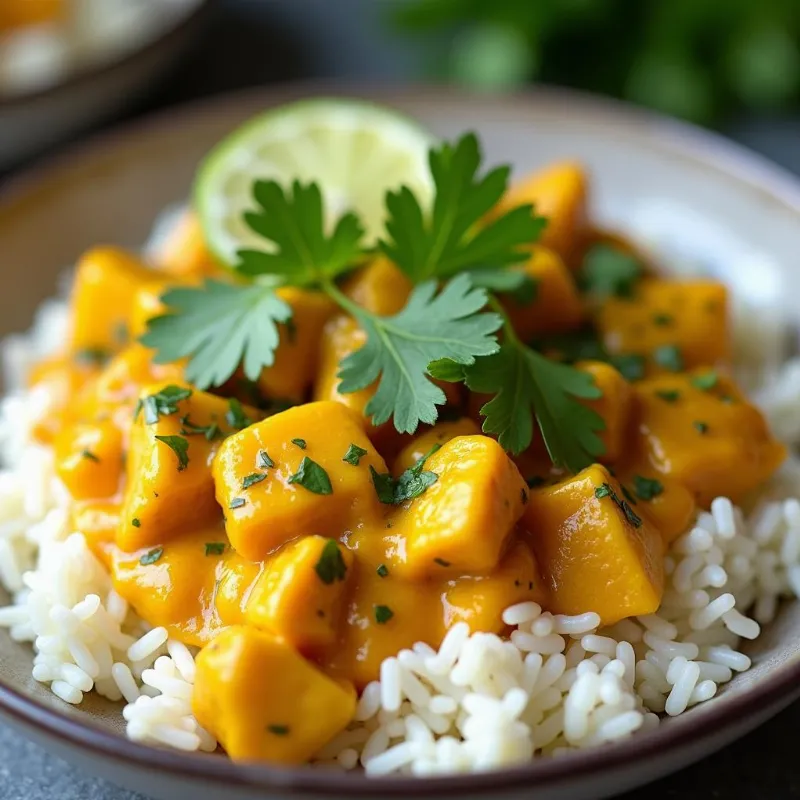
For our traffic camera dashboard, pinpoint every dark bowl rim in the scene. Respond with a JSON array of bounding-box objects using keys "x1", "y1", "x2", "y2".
[
  {"x1": 0, "y1": 0, "x2": 215, "y2": 110},
  {"x1": 2, "y1": 81, "x2": 800, "y2": 796}
]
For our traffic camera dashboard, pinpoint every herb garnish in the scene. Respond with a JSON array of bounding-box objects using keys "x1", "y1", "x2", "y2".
[
  {"x1": 291, "y1": 438, "x2": 307, "y2": 449},
  {"x1": 131, "y1": 518, "x2": 141, "y2": 528},
  {"x1": 652, "y1": 344, "x2": 684, "y2": 372},
  {"x1": 632, "y1": 475, "x2": 664, "y2": 501},
  {"x1": 226, "y1": 398, "x2": 252, "y2": 430},
  {"x1": 75, "y1": 347, "x2": 111, "y2": 366},
  {"x1": 374, "y1": 605, "x2": 394, "y2": 625},
  {"x1": 140, "y1": 547, "x2": 163, "y2": 566},
  {"x1": 579, "y1": 244, "x2": 643, "y2": 299},
  {"x1": 179, "y1": 415, "x2": 223, "y2": 441},
  {"x1": 314, "y1": 539, "x2": 347, "y2": 584},
  {"x1": 609, "y1": 353, "x2": 646, "y2": 382},
  {"x1": 370, "y1": 445, "x2": 440, "y2": 505},
  {"x1": 594, "y1": 482, "x2": 642, "y2": 527},
  {"x1": 376, "y1": 564, "x2": 389, "y2": 578},
  {"x1": 135, "y1": 385, "x2": 192, "y2": 424},
  {"x1": 81, "y1": 450, "x2": 100, "y2": 463},
  {"x1": 655, "y1": 389, "x2": 680, "y2": 403},
  {"x1": 205, "y1": 542, "x2": 226, "y2": 556},
  {"x1": 693, "y1": 421, "x2": 709, "y2": 434},
  {"x1": 229, "y1": 497, "x2": 246, "y2": 509},
  {"x1": 691, "y1": 371, "x2": 718, "y2": 391},
  {"x1": 288, "y1": 457, "x2": 333, "y2": 495},
  {"x1": 342, "y1": 443, "x2": 368, "y2": 466},
  {"x1": 154, "y1": 435, "x2": 190, "y2": 471},
  {"x1": 242, "y1": 473, "x2": 267, "y2": 489},
  {"x1": 267, "y1": 725, "x2": 290, "y2": 736},
  {"x1": 257, "y1": 449, "x2": 274, "y2": 468},
  {"x1": 652, "y1": 313, "x2": 673, "y2": 327}
]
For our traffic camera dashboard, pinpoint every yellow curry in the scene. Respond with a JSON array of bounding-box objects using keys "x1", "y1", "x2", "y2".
[{"x1": 30, "y1": 159, "x2": 785, "y2": 765}]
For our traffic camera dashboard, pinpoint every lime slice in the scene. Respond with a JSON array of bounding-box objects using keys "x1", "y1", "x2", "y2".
[{"x1": 195, "y1": 98, "x2": 435, "y2": 266}]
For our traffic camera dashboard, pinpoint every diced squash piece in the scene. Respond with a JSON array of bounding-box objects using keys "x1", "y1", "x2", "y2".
[
  {"x1": 71, "y1": 500, "x2": 120, "y2": 568},
  {"x1": 257, "y1": 288, "x2": 337, "y2": 402},
  {"x1": 492, "y1": 161, "x2": 589, "y2": 265},
  {"x1": 54, "y1": 420, "x2": 124, "y2": 500},
  {"x1": 213, "y1": 401, "x2": 386, "y2": 560},
  {"x1": 443, "y1": 538, "x2": 548, "y2": 629},
  {"x1": 155, "y1": 211, "x2": 221, "y2": 278},
  {"x1": 342, "y1": 257, "x2": 411, "y2": 315},
  {"x1": 128, "y1": 277, "x2": 173, "y2": 340},
  {"x1": 392, "y1": 417, "x2": 480, "y2": 474},
  {"x1": 117, "y1": 383, "x2": 253, "y2": 551},
  {"x1": 504, "y1": 246, "x2": 583, "y2": 339},
  {"x1": 576, "y1": 360, "x2": 632, "y2": 463},
  {"x1": 246, "y1": 536, "x2": 354, "y2": 654},
  {"x1": 0, "y1": 0, "x2": 62, "y2": 32},
  {"x1": 385, "y1": 436, "x2": 528, "y2": 580},
  {"x1": 627, "y1": 371, "x2": 785, "y2": 507},
  {"x1": 617, "y1": 472, "x2": 696, "y2": 546},
  {"x1": 193, "y1": 626, "x2": 356, "y2": 764},
  {"x1": 595, "y1": 279, "x2": 730, "y2": 375},
  {"x1": 523, "y1": 464, "x2": 664, "y2": 624},
  {"x1": 69, "y1": 247, "x2": 155, "y2": 352},
  {"x1": 111, "y1": 526, "x2": 230, "y2": 646}
]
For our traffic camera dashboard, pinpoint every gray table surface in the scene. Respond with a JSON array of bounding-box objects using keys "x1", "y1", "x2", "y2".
[{"x1": 3, "y1": 1, "x2": 800, "y2": 797}]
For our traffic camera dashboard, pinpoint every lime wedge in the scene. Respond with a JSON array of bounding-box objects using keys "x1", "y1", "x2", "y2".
[{"x1": 194, "y1": 98, "x2": 435, "y2": 266}]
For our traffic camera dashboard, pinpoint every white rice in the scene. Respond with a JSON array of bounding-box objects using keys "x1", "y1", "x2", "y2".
[{"x1": 1, "y1": 217, "x2": 800, "y2": 774}]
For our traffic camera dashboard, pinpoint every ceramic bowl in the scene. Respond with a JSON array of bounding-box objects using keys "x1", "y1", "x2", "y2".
[
  {"x1": 0, "y1": 0, "x2": 213, "y2": 169},
  {"x1": 1, "y1": 85, "x2": 800, "y2": 800}
]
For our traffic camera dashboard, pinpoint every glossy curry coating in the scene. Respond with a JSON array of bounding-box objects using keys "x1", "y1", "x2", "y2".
[{"x1": 28, "y1": 159, "x2": 787, "y2": 764}]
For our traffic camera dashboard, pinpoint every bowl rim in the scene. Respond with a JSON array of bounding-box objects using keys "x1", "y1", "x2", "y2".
[
  {"x1": 0, "y1": 0, "x2": 214, "y2": 111},
  {"x1": 2, "y1": 81, "x2": 800, "y2": 795}
]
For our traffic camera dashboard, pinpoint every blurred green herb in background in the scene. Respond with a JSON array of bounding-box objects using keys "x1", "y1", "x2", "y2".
[{"x1": 391, "y1": 0, "x2": 800, "y2": 126}]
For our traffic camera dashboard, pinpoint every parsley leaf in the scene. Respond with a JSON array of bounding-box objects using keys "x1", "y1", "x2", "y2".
[
  {"x1": 691, "y1": 370, "x2": 718, "y2": 391},
  {"x1": 653, "y1": 344, "x2": 684, "y2": 372},
  {"x1": 579, "y1": 244, "x2": 643, "y2": 298},
  {"x1": 369, "y1": 445, "x2": 440, "y2": 504},
  {"x1": 257, "y1": 449, "x2": 274, "y2": 468},
  {"x1": 291, "y1": 438, "x2": 307, "y2": 450},
  {"x1": 136, "y1": 385, "x2": 192, "y2": 425},
  {"x1": 380, "y1": 133, "x2": 546, "y2": 282},
  {"x1": 343, "y1": 443, "x2": 368, "y2": 466},
  {"x1": 460, "y1": 339, "x2": 606, "y2": 471},
  {"x1": 633, "y1": 475, "x2": 664, "y2": 501},
  {"x1": 236, "y1": 180, "x2": 364, "y2": 283},
  {"x1": 81, "y1": 450, "x2": 100, "y2": 463},
  {"x1": 241, "y1": 473, "x2": 266, "y2": 489},
  {"x1": 314, "y1": 539, "x2": 347, "y2": 584},
  {"x1": 205, "y1": 542, "x2": 226, "y2": 556},
  {"x1": 226, "y1": 398, "x2": 252, "y2": 430},
  {"x1": 141, "y1": 280, "x2": 292, "y2": 390},
  {"x1": 288, "y1": 457, "x2": 333, "y2": 495},
  {"x1": 374, "y1": 605, "x2": 394, "y2": 624},
  {"x1": 335, "y1": 274, "x2": 501, "y2": 433},
  {"x1": 140, "y1": 547, "x2": 163, "y2": 566},
  {"x1": 154, "y1": 435, "x2": 190, "y2": 471},
  {"x1": 179, "y1": 415, "x2": 223, "y2": 441}
]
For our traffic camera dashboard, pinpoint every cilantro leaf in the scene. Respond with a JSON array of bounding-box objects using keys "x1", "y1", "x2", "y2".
[
  {"x1": 467, "y1": 268, "x2": 538, "y2": 305},
  {"x1": 342, "y1": 443, "x2": 368, "y2": 466},
  {"x1": 380, "y1": 133, "x2": 546, "y2": 282},
  {"x1": 141, "y1": 280, "x2": 292, "y2": 390},
  {"x1": 464, "y1": 340, "x2": 606, "y2": 471},
  {"x1": 579, "y1": 244, "x2": 643, "y2": 298},
  {"x1": 154, "y1": 435, "x2": 190, "y2": 471},
  {"x1": 236, "y1": 180, "x2": 364, "y2": 283},
  {"x1": 335, "y1": 274, "x2": 501, "y2": 433},
  {"x1": 369, "y1": 444, "x2": 440, "y2": 504},
  {"x1": 288, "y1": 457, "x2": 333, "y2": 495},
  {"x1": 314, "y1": 539, "x2": 347, "y2": 584},
  {"x1": 136, "y1": 385, "x2": 192, "y2": 425}
]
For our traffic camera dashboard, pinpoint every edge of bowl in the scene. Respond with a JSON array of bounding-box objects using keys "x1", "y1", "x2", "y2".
[{"x1": 2, "y1": 81, "x2": 800, "y2": 796}]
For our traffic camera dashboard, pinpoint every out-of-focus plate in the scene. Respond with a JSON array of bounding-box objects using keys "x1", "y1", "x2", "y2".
[
  {"x1": 1, "y1": 84, "x2": 800, "y2": 800},
  {"x1": 0, "y1": 0, "x2": 213, "y2": 169}
]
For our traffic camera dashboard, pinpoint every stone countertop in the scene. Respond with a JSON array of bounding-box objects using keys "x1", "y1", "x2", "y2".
[{"x1": 3, "y1": 1, "x2": 800, "y2": 797}]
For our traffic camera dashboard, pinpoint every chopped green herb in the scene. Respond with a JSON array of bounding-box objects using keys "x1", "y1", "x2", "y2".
[
  {"x1": 370, "y1": 445, "x2": 440, "y2": 505},
  {"x1": 257, "y1": 449, "x2": 275, "y2": 468},
  {"x1": 594, "y1": 482, "x2": 642, "y2": 527},
  {"x1": 226, "y1": 398, "x2": 252, "y2": 430},
  {"x1": 291, "y1": 438, "x2": 307, "y2": 449},
  {"x1": 314, "y1": 539, "x2": 347, "y2": 584},
  {"x1": 693, "y1": 420, "x2": 709, "y2": 434},
  {"x1": 229, "y1": 497, "x2": 246, "y2": 509},
  {"x1": 720, "y1": 394, "x2": 735, "y2": 404},
  {"x1": 433, "y1": 557, "x2": 451, "y2": 567},
  {"x1": 179, "y1": 415, "x2": 223, "y2": 441},
  {"x1": 288, "y1": 457, "x2": 333, "y2": 495},
  {"x1": 655, "y1": 389, "x2": 680, "y2": 403},
  {"x1": 242, "y1": 473, "x2": 267, "y2": 489},
  {"x1": 620, "y1": 500, "x2": 642, "y2": 528},
  {"x1": 139, "y1": 547, "x2": 163, "y2": 566},
  {"x1": 376, "y1": 564, "x2": 389, "y2": 578},
  {"x1": 205, "y1": 542, "x2": 226, "y2": 556},
  {"x1": 609, "y1": 353, "x2": 646, "y2": 382},
  {"x1": 285, "y1": 316, "x2": 297, "y2": 344},
  {"x1": 81, "y1": 450, "x2": 100, "y2": 463},
  {"x1": 374, "y1": 605, "x2": 394, "y2": 625},
  {"x1": 74, "y1": 347, "x2": 111, "y2": 366},
  {"x1": 633, "y1": 475, "x2": 665, "y2": 501},
  {"x1": 370, "y1": 467, "x2": 396, "y2": 504},
  {"x1": 595, "y1": 484, "x2": 612, "y2": 499},
  {"x1": 342, "y1": 443, "x2": 368, "y2": 466},
  {"x1": 579, "y1": 244, "x2": 643, "y2": 299},
  {"x1": 267, "y1": 724, "x2": 290, "y2": 736},
  {"x1": 137, "y1": 385, "x2": 193, "y2": 425},
  {"x1": 652, "y1": 313, "x2": 673, "y2": 327},
  {"x1": 652, "y1": 344, "x2": 684, "y2": 372},
  {"x1": 131, "y1": 518, "x2": 141, "y2": 528},
  {"x1": 154, "y1": 435, "x2": 190, "y2": 471},
  {"x1": 621, "y1": 485, "x2": 638, "y2": 505},
  {"x1": 690, "y1": 371, "x2": 718, "y2": 391}
]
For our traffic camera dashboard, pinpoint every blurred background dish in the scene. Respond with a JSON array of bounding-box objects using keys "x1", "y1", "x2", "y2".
[{"x1": 0, "y1": 0, "x2": 211, "y2": 168}]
